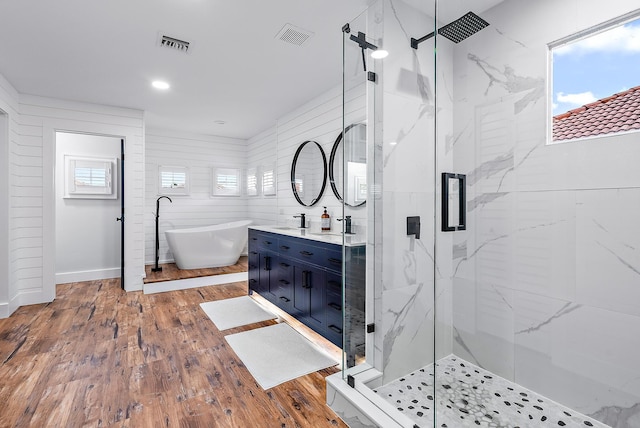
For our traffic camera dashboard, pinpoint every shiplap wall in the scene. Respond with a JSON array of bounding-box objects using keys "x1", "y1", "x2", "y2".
[
  {"x1": 0, "y1": 74, "x2": 19, "y2": 318},
  {"x1": 144, "y1": 129, "x2": 248, "y2": 264},
  {"x1": 16, "y1": 94, "x2": 145, "y2": 300},
  {"x1": 246, "y1": 126, "x2": 278, "y2": 225},
  {"x1": 270, "y1": 84, "x2": 367, "y2": 232}
]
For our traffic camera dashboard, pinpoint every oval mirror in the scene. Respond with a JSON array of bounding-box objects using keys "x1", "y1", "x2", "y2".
[
  {"x1": 329, "y1": 123, "x2": 366, "y2": 207},
  {"x1": 291, "y1": 140, "x2": 327, "y2": 206}
]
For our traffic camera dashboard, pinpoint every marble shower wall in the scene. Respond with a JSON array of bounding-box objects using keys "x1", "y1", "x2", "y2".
[
  {"x1": 449, "y1": 0, "x2": 640, "y2": 425},
  {"x1": 371, "y1": 0, "x2": 455, "y2": 384}
]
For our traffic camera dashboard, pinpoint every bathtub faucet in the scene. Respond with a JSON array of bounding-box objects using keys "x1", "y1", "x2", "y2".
[
  {"x1": 152, "y1": 196, "x2": 173, "y2": 272},
  {"x1": 293, "y1": 213, "x2": 306, "y2": 228}
]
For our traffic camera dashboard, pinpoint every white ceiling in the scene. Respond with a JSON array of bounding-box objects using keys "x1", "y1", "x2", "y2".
[{"x1": 0, "y1": 0, "x2": 503, "y2": 140}]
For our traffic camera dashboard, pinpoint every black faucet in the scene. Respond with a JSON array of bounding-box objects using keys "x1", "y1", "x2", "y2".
[
  {"x1": 337, "y1": 216, "x2": 353, "y2": 234},
  {"x1": 152, "y1": 196, "x2": 172, "y2": 272},
  {"x1": 293, "y1": 213, "x2": 306, "y2": 228}
]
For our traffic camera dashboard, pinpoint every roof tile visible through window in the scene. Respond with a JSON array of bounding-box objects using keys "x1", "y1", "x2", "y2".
[{"x1": 553, "y1": 86, "x2": 640, "y2": 141}]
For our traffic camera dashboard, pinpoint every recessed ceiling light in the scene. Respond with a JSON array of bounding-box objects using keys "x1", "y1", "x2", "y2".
[
  {"x1": 371, "y1": 49, "x2": 389, "y2": 59},
  {"x1": 213, "y1": 120, "x2": 226, "y2": 125},
  {"x1": 152, "y1": 80, "x2": 170, "y2": 90}
]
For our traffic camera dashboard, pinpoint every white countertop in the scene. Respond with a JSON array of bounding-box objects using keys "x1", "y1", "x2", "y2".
[{"x1": 250, "y1": 225, "x2": 365, "y2": 247}]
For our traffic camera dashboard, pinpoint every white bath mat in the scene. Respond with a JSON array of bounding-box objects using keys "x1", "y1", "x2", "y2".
[
  {"x1": 225, "y1": 323, "x2": 339, "y2": 390},
  {"x1": 200, "y1": 296, "x2": 276, "y2": 330}
]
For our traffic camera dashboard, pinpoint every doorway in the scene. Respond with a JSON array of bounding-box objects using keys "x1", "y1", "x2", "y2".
[{"x1": 54, "y1": 132, "x2": 123, "y2": 285}]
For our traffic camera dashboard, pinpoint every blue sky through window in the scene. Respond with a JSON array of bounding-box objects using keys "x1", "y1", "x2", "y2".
[{"x1": 553, "y1": 16, "x2": 640, "y2": 116}]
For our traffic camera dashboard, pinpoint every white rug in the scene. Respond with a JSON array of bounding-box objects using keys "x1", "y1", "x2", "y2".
[
  {"x1": 200, "y1": 296, "x2": 276, "y2": 330},
  {"x1": 225, "y1": 323, "x2": 339, "y2": 390}
]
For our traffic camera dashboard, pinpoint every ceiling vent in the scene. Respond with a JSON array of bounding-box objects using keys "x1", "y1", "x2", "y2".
[
  {"x1": 157, "y1": 34, "x2": 191, "y2": 53},
  {"x1": 275, "y1": 24, "x2": 314, "y2": 47}
]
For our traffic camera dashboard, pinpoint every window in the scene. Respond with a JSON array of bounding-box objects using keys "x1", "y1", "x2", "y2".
[
  {"x1": 262, "y1": 164, "x2": 276, "y2": 196},
  {"x1": 246, "y1": 167, "x2": 259, "y2": 196},
  {"x1": 159, "y1": 166, "x2": 190, "y2": 195},
  {"x1": 64, "y1": 156, "x2": 116, "y2": 199},
  {"x1": 212, "y1": 167, "x2": 241, "y2": 196},
  {"x1": 550, "y1": 13, "x2": 640, "y2": 143}
]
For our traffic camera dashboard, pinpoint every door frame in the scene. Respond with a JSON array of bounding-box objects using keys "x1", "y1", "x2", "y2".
[{"x1": 42, "y1": 119, "x2": 140, "y2": 301}]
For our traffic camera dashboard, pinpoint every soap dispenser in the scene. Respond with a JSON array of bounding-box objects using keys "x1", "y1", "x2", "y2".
[{"x1": 321, "y1": 207, "x2": 331, "y2": 231}]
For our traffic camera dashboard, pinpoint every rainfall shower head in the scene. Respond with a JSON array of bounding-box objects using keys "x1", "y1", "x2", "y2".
[{"x1": 411, "y1": 11, "x2": 489, "y2": 49}]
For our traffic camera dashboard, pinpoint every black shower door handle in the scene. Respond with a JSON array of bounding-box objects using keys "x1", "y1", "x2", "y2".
[{"x1": 442, "y1": 172, "x2": 466, "y2": 232}]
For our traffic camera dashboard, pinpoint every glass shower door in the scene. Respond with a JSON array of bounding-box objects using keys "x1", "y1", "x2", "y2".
[{"x1": 339, "y1": 0, "x2": 440, "y2": 427}]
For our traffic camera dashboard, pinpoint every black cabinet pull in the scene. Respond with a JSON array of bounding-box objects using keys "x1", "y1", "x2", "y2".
[
  {"x1": 279, "y1": 262, "x2": 290, "y2": 268},
  {"x1": 280, "y1": 245, "x2": 290, "y2": 250},
  {"x1": 279, "y1": 296, "x2": 290, "y2": 303},
  {"x1": 328, "y1": 302, "x2": 341, "y2": 311},
  {"x1": 279, "y1": 279, "x2": 290, "y2": 285},
  {"x1": 251, "y1": 237, "x2": 257, "y2": 241},
  {"x1": 263, "y1": 240, "x2": 272, "y2": 245},
  {"x1": 302, "y1": 270, "x2": 312, "y2": 289},
  {"x1": 300, "y1": 251, "x2": 313, "y2": 256},
  {"x1": 328, "y1": 325, "x2": 342, "y2": 334},
  {"x1": 250, "y1": 251, "x2": 258, "y2": 255},
  {"x1": 328, "y1": 258, "x2": 341, "y2": 264},
  {"x1": 249, "y1": 279, "x2": 257, "y2": 284},
  {"x1": 263, "y1": 256, "x2": 271, "y2": 271}
]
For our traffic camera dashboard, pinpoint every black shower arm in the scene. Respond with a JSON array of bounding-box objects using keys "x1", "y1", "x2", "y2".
[{"x1": 411, "y1": 31, "x2": 435, "y2": 49}]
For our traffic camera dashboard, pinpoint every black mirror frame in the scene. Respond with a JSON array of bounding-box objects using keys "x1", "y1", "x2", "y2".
[
  {"x1": 329, "y1": 123, "x2": 366, "y2": 207},
  {"x1": 291, "y1": 140, "x2": 327, "y2": 207}
]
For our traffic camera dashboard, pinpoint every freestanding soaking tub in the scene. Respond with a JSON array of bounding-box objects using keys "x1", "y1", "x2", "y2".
[{"x1": 165, "y1": 220, "x2": 252, "y2": 269}]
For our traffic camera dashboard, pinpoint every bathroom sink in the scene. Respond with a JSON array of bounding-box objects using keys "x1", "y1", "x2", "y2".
[{"x1": 272, "y1": 226, "x2": 297, "y2": 230}]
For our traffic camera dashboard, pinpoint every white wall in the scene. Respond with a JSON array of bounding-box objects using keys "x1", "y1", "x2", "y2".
[
  {"x1": 20, "y1": 95, "x2": 145, "y2": 298},
  {"x1": 449, "y1": 0, "x2": 640, "y2": 424},
  {"x1": 144, "y1": 128, "x2": 247, "y2": 264},
  {"x1": 0, "y1": 73, "x2": 19, "y2": 318},
  {"x1": 55, "y1": 132, "x2": 122, "y2": 283},
  {"x1": 247, "y1": 127, "x2": 278, "y2": 225}
]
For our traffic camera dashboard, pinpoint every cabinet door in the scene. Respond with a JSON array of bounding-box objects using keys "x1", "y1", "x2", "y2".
[
  {"x1": 248, "y1": 249, "x2": 261, "y2": 293},
  {"x1": 293, "y1": 264, "x2": 324, "y2": 331},
  {"x1": 258, "y1": 251, "x2": 276, "y2": 302}
]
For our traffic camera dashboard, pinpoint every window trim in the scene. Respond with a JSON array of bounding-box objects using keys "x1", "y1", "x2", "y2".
[
  {"x1": 262, "y1": 164, "x2": 276, "y2": 196},
  {"x1": 246, "y1": 166, "x2": 259, "y2": 197},
  {"x1": 64, "y1": 155, "x2": 117, "y2": 199},
  {"x1": 158, "y1": 165, "x2": 190, "y2": 196},
  {"x1": 547, "y1": 9, "x2": 640, "y2": 145},
  {"x1": 212, "y1": 167, "x2": 242, "y2": 197}
]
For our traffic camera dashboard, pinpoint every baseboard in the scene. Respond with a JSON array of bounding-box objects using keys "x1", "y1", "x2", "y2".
[
  {"x1": 56, "y1": 267, "x2": 121, "y2": 284},
  {"x1": 144, "y1": 258, "x2": 174, "y2": 266},
  {"x1": 0, "y1": 301, "x2": 9, "y2": 319}
]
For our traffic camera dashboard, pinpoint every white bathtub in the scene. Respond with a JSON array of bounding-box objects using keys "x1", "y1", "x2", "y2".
[{"x1": 165, "y1": 220, "x2": 252, "y2": 270}]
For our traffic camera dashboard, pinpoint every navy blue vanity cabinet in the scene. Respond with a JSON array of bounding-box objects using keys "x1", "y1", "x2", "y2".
[{"x1": 248, "y1": 227, "x2": 365, "y2": 352}]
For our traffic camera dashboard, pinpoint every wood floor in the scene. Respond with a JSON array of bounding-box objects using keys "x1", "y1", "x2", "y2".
[
  {"x1": 144, "y1": 256, "x2": 248, "y2": 283},
  {"x1": 0, "y1": 279, "x2": 347, "y2": 427}
]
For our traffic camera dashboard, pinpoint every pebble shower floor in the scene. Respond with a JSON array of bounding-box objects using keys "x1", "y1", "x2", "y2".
[{"x1": 373, "y1": 355, "x2": 606, "y2": 428}]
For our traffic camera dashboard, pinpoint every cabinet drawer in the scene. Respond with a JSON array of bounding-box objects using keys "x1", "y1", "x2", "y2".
[
  {"x1": 256, "y1": 233, "x2": 277, "y2": 252},
  {"x1": 325, "y1": 290, "x2": 343, "y2": 326},
  {"x1": 288, "y1": 240, "x2": 325, "y2": 266},
  {"x1": 325, "y1": 322, "x2": 343, "y2": 348},
  {"x1": 325, "y1": 248, "x2": 343, "y2": 273},
  {"x1": 276, "y1": 237, "x2": 295, "y2": 257}
]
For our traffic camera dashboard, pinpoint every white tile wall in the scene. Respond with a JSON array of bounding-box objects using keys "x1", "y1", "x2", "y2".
[{"x1": 449, "y1": 0, "x2": 640, "y2": 424}]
